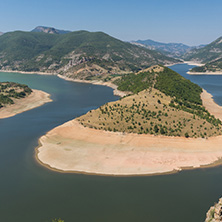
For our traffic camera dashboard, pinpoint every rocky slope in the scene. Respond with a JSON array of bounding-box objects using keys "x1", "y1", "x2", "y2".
[
  {"x1": 205, "y1": 198, "x2": 222, "y2": 222},
  {"x1": 31, "y1": 26, "x2": 71, "y2": 34}
]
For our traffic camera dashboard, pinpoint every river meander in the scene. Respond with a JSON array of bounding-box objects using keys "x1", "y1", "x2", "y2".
[{"x1": 0, "y1": 64, "x2": 222, "y2": 222}]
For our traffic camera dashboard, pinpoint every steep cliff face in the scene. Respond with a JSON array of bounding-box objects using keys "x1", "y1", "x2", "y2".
[{"x1": 205, "y1": 198, "x2": 222, "y2": 222}]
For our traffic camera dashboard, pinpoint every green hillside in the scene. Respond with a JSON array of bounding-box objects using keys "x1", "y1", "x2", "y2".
[
  {"x1": 114, "y1": 66, "x2": 220, "y2": 126},
  {"x1": 0, "y1": 30, "x2": 179, "y2": 80},
  {"x1": 78, "y1": 66, "x2": 222, "y2": 138},
  {"x1": 183, "y1": 36, "x2": 222, "y2": 63}
]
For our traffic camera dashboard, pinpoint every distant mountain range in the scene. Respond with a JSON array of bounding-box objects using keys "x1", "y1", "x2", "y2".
[
  {"x1": 0, "y1": 29, "x2": 179, "y2": 80},
  {"x1": 131, "y1": 39, "x2": 205, "y2": 58},
  {"x1": 0, "y1": 32, "x2": 3, "y2": 36},
  {"x1": 31, "y1": 26, "x2": 71, "y2": 34}
]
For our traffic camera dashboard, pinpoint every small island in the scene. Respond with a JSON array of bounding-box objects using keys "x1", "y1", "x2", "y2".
[
  {"x1": 0, "y1": 82, "x2": 52, "y2": 119},
  {"x1": 36, "y1": 66, "x2": 222, "y2": 176}
]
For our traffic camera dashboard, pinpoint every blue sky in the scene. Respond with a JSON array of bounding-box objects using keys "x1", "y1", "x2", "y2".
[{"x1": 1, "y1": 0, "x2": 222, "y2": 46}]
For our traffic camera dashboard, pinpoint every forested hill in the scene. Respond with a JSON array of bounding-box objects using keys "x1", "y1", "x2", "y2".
[
  {"x1": 0, "y1": 30, "x2": 180, "y2": 80},
  {"x1": 78, "y1": 66, "x2": 222, "y2": 138}
]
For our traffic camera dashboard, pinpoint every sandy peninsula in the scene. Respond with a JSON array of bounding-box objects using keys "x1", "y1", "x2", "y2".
[
  {"x1": 182, "y1": 61, "x2": 222, "y2": 75},
  {"x1": 0, "y1": 89, "x2": 52, "y2": 119},
  {"x1": 36, "y1": 89, "x2": 222, "y2": 176}
]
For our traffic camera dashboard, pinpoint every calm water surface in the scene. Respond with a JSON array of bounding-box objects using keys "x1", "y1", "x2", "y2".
[{"x1": 0, "y1": 65, "x2": 222, "y2": 222}]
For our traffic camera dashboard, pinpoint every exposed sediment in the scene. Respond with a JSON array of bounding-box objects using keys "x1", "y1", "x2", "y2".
[
  {"x1": 36, "y1": 89, "x2": 222, "y2": 176},
  {"x1": 0, "y1": 89, "x2": 52, "y2": 119}
]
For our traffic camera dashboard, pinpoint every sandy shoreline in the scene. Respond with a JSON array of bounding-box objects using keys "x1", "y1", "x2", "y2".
[
  {"x1": 36, "y1": 89, "x2": 222, "y2": 176},
  {"x1": 183, "y1": 61, "x2": 205, "y2": 66},
  {"x1": 0, "y1": 69, "x2": 56, "y2": 75},
  {"x1": 0, "y1": 70, "x2": 126, "y2": 97},
  {"x1": 188, "y1": 71, "x2": 222, "y2": 75},
  {"x1": 57, "y1": 74, "x2": 128, "y2": 97},
  {"x1": 3, "y1": 69, "x2": 222, "y2": 176},
  {"x1": 0, "y1": 89, "x2": 52, "y2": 119}
]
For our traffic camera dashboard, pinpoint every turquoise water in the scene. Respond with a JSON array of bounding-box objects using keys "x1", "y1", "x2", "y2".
[{"x1": 0, "y1": 65, "x2": 222, "y2": 222}]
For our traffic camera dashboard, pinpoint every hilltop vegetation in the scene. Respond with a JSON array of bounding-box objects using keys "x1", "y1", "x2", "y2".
[
  {"x1": 0, "y1": 82, "x2": 32, "y2": 108},
  {"x1": 0, "y1": 30, "x2": 179, "y2": 80},
  {"x1": 78, "y1": 66, "x2": 222, "y2": 138},
  {"x1": 115, "y1": 66, "x2": 202, "y2": 104}
]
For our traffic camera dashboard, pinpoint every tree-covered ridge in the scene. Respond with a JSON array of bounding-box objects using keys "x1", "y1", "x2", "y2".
[
  {"x1": 154, "y1": 67, "x2": 202, "y2": 105},
  {"x1": 115, "y1": 66, "x2": 202, "y2": 104},
  {"x1": 78, "y1": 88, "x2": 222, "y2": 138},
  {"x1": 113, "y1": 71, "x2": 156, "y2": 93},
  {"x1": 0, "y1": 82, "x2": 32, "y2": 108},
  {"x1": 114, "y1": 66, "x2": 221, "y2": 128},
  {"x1": 0, "y1": 30, "x2": 179, "y2": 80},
  {"x1": 191, "y1": 58, "x2": 222, "y2": 73}
]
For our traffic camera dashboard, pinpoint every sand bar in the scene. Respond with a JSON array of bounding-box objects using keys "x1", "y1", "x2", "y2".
[
  {"x1": 36, "y1": 89, "x2": 222, "y2": 176},
  {"x1": 188, "y1": 71, "x2": 222, "y2": 75},
  {"x1": 0, "y1": 69, "x2": 56, "y2": 75},
  {"x1": 184, "y1": 61, "x2": 205, "y2": 66},
  {"x1": 0, "y1": 89, "x2": 52, "y2": 119}
]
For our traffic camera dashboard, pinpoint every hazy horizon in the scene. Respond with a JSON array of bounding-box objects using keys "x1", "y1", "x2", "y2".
[{"x1": 1, "y1": 0, "x2": 222, "y2": 46}]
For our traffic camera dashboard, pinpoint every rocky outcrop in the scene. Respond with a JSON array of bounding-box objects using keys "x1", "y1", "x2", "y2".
[
  {"x1": 205, "y1": 198, "x2": 222, "y2": 222},
  {"x1": 31, "y1": 26, "x2": 70, "y2": 34}
]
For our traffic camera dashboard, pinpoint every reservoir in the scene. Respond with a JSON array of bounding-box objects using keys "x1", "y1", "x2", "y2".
[{"x1": 0, "y1": 64, "x2": 222, "y2": 222}]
